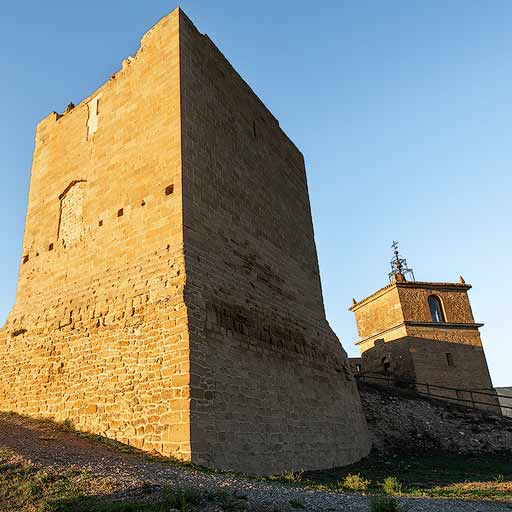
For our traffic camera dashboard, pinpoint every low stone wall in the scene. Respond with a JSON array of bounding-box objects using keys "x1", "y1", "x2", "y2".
[{"x1": 359, "y1": 381, "x2": 512, "y2": 456}]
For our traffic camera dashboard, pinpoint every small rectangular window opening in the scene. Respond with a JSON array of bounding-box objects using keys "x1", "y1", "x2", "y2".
[
  {"x1": 99, "y1": 219, "x2": 103, "y2": 226},
  {"x1": 446, "y1": 353, "x2": 454, "y2": 367},
  {"x1": 165, "y1": 185, "x2": 174, "y2": 196},
  {"x1": 23, "y1": 255, "x2": 29, "y2": 264},
  {"x1": 117, "y1": 208, "x2": 124, "y2": 218},
  {"x1": 48, "y1": 243, "x2": 54, "y2": 251},
  {"x1": 355, "y1": 364, "x2": 361, "y2": 373}
]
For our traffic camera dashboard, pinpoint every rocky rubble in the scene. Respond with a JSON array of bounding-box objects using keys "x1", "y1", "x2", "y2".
[{"x1": 359, "y1": 381, "x2": 512, "y2": 455}]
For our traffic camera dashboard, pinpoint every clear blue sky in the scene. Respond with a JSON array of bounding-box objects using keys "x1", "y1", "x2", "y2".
[{"x1": 0, "y1": 1, "x2": 510, "y2": 386}]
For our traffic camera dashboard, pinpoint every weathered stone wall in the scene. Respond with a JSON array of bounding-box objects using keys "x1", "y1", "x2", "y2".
[
  {"x1": 404, "y1": 324, "x2": 483, "y2": 345},
  {"x1": 58, "y1": 180, "x2": 86, "y2": 247},
  {"x1": 359, "y1": 381, "x2": 512, "y2": 456},
  {"x1": 0, "y1": 10, "x2": 192, "y2": 460},
  {"x1": 361, "y1": 336, "x2": 498, "y2": 411},
  {"x1": 410, "y1": 338, "x2": 494, "y2": 392},
  {"x1": 397, "y1": 284, "x2": 475, "y2": 325},
  {"x1": 360, "y1": 338, "x2": 416, "y2": 382},
  {"x1": 352, "y1": 281, "x2": 481, "y2": 352},
  {"x1": 352, "y1": 285, "x2": 405, "y2": 347},
  {"x1": 179, "y1": 14, "x2": 370, "y2": 474},
  {"x1": 0, "y1": 9, "x2": 371, "y2": 475}
]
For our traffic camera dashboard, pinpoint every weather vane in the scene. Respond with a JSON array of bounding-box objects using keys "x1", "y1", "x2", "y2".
[{"x1": 388, "y1": 241, "x2": 415, "y2": 282}]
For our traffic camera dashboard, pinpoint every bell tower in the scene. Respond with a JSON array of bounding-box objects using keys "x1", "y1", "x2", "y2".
[{"x1": 349, "y1": 243, "x2": 498, "y2": 411}]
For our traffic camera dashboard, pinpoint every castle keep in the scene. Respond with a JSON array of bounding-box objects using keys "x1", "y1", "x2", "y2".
[{"x1": 0, "y1": 9, "x2": 371, "y2": 474}]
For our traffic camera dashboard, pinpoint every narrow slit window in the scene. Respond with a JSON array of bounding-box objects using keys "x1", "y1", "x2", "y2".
[
  {"x1": 117, "y1": 208, "x2": 124, "y2": 218},
  {"x1": 446, "y1": 353, "x2": 454, "y2": 367},
  {"x1": 165, "y1": 185, "x2": 174, "y2": 196}
]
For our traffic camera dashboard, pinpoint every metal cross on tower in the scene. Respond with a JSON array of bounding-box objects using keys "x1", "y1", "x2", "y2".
[{"x1": 388, "y1": 241, "x2": 415, "y2": 282}]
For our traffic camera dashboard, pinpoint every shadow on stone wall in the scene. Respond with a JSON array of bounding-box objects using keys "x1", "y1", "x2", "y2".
[{"x1": 360, "y1": 336, "x2": 499, "y2": 413}]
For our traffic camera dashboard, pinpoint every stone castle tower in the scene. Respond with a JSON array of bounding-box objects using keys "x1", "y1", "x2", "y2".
[
  {"x1": 350, "y1": 245, "x2": 498, "y2": 411},
  {"x1": 0, "y1": 9, "x2": 371, "y2": 474}
]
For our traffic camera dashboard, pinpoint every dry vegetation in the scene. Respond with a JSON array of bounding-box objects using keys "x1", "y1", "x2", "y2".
[{"x1": 1, "y1": 412, "x2": 511, "y2": 511}]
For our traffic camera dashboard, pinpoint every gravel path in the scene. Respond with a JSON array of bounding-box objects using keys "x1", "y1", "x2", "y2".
[{"x1": 0, "y1": 414, "x2": 510, "y2": 511}]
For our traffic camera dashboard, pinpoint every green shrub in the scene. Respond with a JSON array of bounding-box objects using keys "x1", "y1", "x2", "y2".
[
  {"x1": 369, "y1": 495, "x2": 403, "y2": 512},
  {"x1": 281, "y1": 470, "x2": 304, "y2": 483},
  {"x1": 382, "y1": 476, "x2": 403, "y2": 495},
  {"x1": 341, "y1": 473, "x2": 371, "y2": 492}
]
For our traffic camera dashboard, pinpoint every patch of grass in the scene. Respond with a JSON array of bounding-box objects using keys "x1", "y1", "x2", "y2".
[
  {"x1": 51, "y1": 500, "x2": 178, "y2": 511},
  {"x1": 61, "y1": 487, "x2": 249, "y2": 512},
  {"x1": 382, "y1": 476, "x2": 403, "y2": 495},
  {"x1": 309, "y1": 453, "x2": 512, "y2": 487},
  {"x1": 369, "y1": 495, "x2": 403, "y2": 512},
  {"x1": 288, "y1": 498, "x2": 305, "y2": 509},
  {"x1": 341, "y1": 473, "x2": 371, "y2": 492},
  {"x1": 162, "y1": 486, "x2": 202, "y2": 511},
  {"x1": 0, "y1": 446, "x2": 206, "y2": 512},
  {"x1": 411, "y1": 481, "x2": 512, "y2": 502},
  {"x1": 0, "y1": 462, "x2": 89, "y2": 512},
  {"x1": 0, "y1": 446, "x2": 15, "y2": 458},
  {"x1": 211, "y1": 489, "x2": 249, "y2": 511},
  {"x1": 0, "y1": 446, "x2": 128, "y2": 511},
  {"x1": 303, "y1": 453, "x2": 512, "y2": 502},
  {"x1": 0, "y1": 458, "x2": 247, "y2": 512}
]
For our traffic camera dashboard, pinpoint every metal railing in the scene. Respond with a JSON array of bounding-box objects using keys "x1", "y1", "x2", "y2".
[{"x1": 355, "y1": 372, "x2": 511, "y2": 414}]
